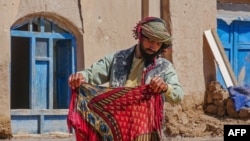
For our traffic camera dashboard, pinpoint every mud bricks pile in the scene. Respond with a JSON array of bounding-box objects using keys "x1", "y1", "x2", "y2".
[{"x1": 205, "y1": 81, "x2": 250, "y2": 118}]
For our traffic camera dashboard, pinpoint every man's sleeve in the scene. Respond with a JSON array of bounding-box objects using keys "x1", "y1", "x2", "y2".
[
  {"x1": 78, "y1": 53, "x2": 115, "y2": 85},
  {"x1": 163, "y1": 64, "x2": 184, "y2": 104}
]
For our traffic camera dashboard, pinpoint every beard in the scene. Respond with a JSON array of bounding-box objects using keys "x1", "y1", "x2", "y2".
[{"x1": 139, "y1": 43, "x2": 161, "y2": 65}]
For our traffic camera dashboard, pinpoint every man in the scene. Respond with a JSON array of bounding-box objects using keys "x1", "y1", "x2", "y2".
[{"x1": 68, "y1": 17, "x2": 184, "y2": 140}]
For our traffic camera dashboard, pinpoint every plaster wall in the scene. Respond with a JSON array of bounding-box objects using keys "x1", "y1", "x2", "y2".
[
  {"x1": 169, "y1": 0, "x2": 217, "y2": 104},
  {"x1": 149, "y1": 0, "x2": 160, "y2": 17},
  {"x1": 0, "y1": 0, "x2": 20, "y2": 138},
  {"x1": 0, "y1": 0, "x2": 218, "y2": 137},
  {"x1": 80, "y1": 0, "x2": 141, "y2": 68}
]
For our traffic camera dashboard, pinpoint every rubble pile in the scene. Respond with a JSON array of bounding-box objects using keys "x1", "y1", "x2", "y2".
[{"x1": 205, "y1": 81, "x2": 250, "y2": 118}]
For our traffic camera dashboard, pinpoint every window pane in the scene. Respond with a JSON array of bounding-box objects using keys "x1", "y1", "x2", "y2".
[{"x1": 36, "y1": 38, "x2": 48, "y2": 57}]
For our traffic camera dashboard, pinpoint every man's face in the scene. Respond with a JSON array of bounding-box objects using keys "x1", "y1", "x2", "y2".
[
  {"x1": 141, "y1": 37, "x2": 163, "y2": 54},
  {"x1": 139, "y1": 37, "x2": 163, "y2": 60}
]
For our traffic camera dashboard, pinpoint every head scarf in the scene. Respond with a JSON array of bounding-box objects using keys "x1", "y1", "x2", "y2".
[{"x1": 133, "y1": 17, "x2": 172, "y2": 46}]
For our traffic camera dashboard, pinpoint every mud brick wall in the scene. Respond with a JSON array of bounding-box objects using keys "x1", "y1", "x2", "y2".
[{"x1": 205, "y1": 81, "x2": 250, "y2": 118}]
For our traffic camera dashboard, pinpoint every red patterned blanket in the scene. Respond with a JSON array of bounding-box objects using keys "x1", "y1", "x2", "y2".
[{"x1": 67, "y1": 83, "x2": 163, "y2": 141}]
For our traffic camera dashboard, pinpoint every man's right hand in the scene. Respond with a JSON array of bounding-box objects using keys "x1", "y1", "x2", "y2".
[{"x1": 68, "y1": 73, "x2": 85, "y2": 89}]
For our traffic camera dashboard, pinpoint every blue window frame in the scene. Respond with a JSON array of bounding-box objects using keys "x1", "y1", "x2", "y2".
[{"x1": 11, "y1": 17, "x2": 76, "y2": 134}]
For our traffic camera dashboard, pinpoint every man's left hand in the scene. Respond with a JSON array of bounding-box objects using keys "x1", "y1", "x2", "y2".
[{"x1": 149, "y1": 76, "x2": 168, "y2": 94}]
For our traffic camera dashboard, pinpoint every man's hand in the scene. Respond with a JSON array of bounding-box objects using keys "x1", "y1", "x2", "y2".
[
  {"x1": 149, "y1": 76, "x2": 168, "y2": 93},
  {"x1": 68, "y1": 73, "x2": 85, "y2": 89}
]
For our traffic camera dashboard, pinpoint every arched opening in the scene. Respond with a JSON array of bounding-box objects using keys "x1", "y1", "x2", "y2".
[{"x1": 10, "y1": 16, "x2": 76, "y2": 134}]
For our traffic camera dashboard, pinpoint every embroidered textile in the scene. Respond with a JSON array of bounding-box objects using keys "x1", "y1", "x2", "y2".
[{"x1": 67, "y1": 83, "x2": 163, "y2": 141}]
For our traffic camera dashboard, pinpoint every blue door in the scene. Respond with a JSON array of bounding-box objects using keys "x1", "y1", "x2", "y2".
[
  {"x1": 10, "y1": 17, "x2": 76, "y2": 134},
  {"x1": 33, "y1": 38, "x2": 51, "y2": 109},
  {"x1": 217, "y1": 19, "x2": 250, "y2": 88}
]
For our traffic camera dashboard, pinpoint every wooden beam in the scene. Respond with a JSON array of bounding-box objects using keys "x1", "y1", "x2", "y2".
[
  {"x1": 160, "y1": 0, "x2": 172, "y2": 63},
  {"x1": 141, "y1": 0, "x2": 149, "y2": 19},
  {"x1": 204, "y1": 29, "x2": 238, "y2": 87}
]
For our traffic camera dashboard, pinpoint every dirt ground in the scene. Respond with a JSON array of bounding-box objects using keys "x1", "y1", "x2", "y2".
[{"x1": 165, "y1": 104, "x2": 238, "y2": 136}]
